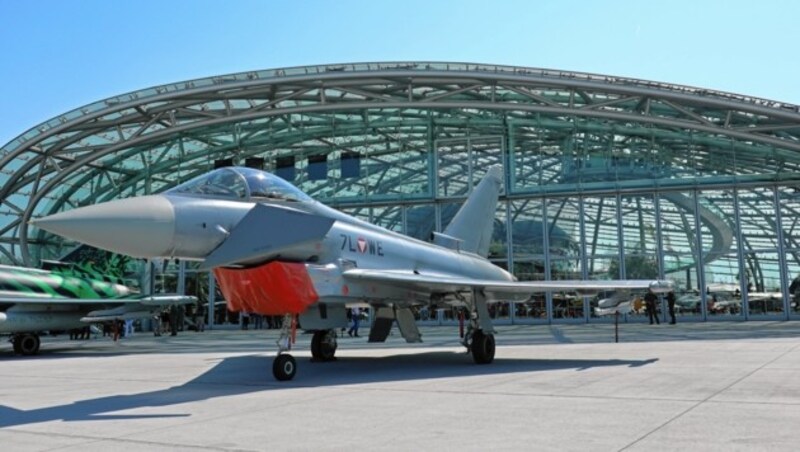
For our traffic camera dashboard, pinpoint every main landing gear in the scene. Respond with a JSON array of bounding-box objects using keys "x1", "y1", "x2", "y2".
[
  {"x1": 462, "y1": 320, "x2": 496, "y2": 364},
  {"x1": 469, "y1": 329, "x2": 495, "y2": 364},
  {"x1": 12, "y1": 333, "x2": 41, "y2": 356},
  {"x1": 310, "y1": 329, "x2": 338, "y2": 361},
  {"x1": 461, "y1": 289, "x2": 496, "y2": 365}
]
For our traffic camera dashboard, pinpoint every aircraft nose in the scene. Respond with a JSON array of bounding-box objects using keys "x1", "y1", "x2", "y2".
[{"x1": 32, "y1": 195, "x2": 176, "y2": 258}]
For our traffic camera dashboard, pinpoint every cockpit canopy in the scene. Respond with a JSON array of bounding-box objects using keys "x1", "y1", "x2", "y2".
[{"x1": 166, "y1": 167, "x2": 312, "y2": 202}]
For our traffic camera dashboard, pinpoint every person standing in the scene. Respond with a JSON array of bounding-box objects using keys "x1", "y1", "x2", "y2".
[
  {"x1": 348, "y1": 307, "x2": 361, "y2": 337},
  {"x1": 124, "y1": 319, "x2": 134, "y2": 337},
  {"x1": 153, "y1": 311, "x2": 162, "y2": 337},
  {"x1": 667, "y1": 291, "x2": 677, "y2": 325},
  {"x1": 644, "y1": 289, "x2": 660, "y2": 325}
]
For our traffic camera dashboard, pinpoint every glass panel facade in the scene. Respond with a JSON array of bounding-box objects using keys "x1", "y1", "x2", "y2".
[
  {"x1": 658, "y1": 191, "x2": 702, "y2": 319},
  {"x1": 620, "y1": 194, "x2": 658, "y2": 255},
  {"x1": 406, "y1": 204, "x2": 435, "y2": 241},
  {"x1": 371, "y1": 206, "x2": 403, "y2": 233},
  {"x1": 511, "y1": 199, "x2": 545, "y2": 281},
  {"x1": 785, "y1": 253, "x2": 800, "y2": 319},
  {"x1": 10, "y1": 64, "x2": 800, "y2": 327},
  {"x1": 739, "y1": 188, "x2": 779, "y2": 252},
  {"x1": 489, "y1": 202, "x2": 509, "y2": 264},
  {"x1": 583, "y1": 196, "x2": 619, "y2": 276},
  {"x1": 745, "y1": 252, "x2": 784, "y2": 317}
]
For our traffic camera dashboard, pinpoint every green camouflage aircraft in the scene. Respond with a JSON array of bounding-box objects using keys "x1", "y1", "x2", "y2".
[{"x1": 0, "y1": 261, "x2": 195, "y2": 355}]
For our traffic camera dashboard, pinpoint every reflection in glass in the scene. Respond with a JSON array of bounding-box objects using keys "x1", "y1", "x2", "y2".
[
  {"x1": 785, "y1": 253, "x2": 800, "y2": 318},
  {"x1": 745, "y1": 252, "x2": 784, "y2": 316},
  {"x1": 372, "y1": 206, "x2": 403, "y2": 233},
  {"x1": 620, "y1": 194, "x2": 658, "y2": 254},
  {"x1": 704, "y1": 254, "x2": 743, "y2": 317},
  {"x1": 406, "y1": 205, "x2": 436, "y2": 241}
]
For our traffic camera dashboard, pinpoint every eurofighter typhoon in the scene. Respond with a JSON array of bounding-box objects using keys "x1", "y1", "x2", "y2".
[{"x1": 34, "y1": 165, "x2": 671, "y2": 380}]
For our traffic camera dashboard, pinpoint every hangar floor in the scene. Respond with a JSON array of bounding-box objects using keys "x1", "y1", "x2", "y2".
[{"x1": 1, "y1": 322, "x2": 799, "y2": 451}]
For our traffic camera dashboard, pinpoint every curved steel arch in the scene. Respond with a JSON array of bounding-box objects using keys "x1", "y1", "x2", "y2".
[{"x1": 2, "y1": 62, "x2": 800, "y2": 265}]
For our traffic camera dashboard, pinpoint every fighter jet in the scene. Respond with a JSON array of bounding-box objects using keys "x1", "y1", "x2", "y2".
[
  {"x1": 594, "y1": 291, "x2": 635, "y2": 316},
  {"x1": 33, "y1": 165, "x2": 671, "y2": 380},
  {"x1": 0, "y1": 262, "x2": 195, "y2": 355}
]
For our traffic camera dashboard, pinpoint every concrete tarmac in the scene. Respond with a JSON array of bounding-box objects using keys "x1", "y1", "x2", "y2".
[{"x1": 1, "y1": 321, "x2": 799, "y2": 451}]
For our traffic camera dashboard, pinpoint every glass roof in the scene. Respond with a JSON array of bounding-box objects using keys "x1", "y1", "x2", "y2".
[{"x1": 1, "y1": 61, "x2": 799, "y2": 266}]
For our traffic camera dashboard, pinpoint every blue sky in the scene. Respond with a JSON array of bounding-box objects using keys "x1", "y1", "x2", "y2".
[{"x1": 1, "y1": 0, "x2": 798, "y2": 145}]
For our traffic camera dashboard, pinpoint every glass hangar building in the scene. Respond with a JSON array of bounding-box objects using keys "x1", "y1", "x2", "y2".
[{"x1": 2, "y1": 62, "x2": 800, "y2": 325}]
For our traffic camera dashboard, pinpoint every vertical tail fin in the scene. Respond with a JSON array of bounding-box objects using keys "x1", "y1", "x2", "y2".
[{"x1": 436, "y1": 165, "x2": 503, "y2": 257}]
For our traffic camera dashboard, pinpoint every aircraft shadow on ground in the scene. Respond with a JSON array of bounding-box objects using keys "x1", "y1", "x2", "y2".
[{"x1": 0, "y1": 352, "x2": 656, "y2": 428}]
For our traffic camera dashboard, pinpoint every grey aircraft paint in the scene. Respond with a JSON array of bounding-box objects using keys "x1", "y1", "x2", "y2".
[{"x1": 34, "y1": 165, "x2": 671, "y2": 379}]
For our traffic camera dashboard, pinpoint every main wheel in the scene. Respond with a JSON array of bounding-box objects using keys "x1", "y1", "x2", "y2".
[
  {"x1": 12, "y1": 335, "x2": 22, "y2": 354},
  {"x1": 17, "y1": 333, "x2": 41, "y2": 356},
  {"x1": 273, "y1": 354, "x2": 297, "y2": 381},
  {"x1": 471, "y1": 330, "x2": 495, "y2": 364},
  {"x1": 311, "y1": 330, "x2": 338, "y2": 361}
]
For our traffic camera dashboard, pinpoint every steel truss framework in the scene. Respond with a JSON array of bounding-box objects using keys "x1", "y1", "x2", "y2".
[{"x1": 2, "y1": 62, "x2": 800, "y2": 321}]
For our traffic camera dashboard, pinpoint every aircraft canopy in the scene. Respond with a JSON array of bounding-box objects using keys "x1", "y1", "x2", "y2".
[{"x1": 167, "y1": 167, "x2": 311, "y2": 202}]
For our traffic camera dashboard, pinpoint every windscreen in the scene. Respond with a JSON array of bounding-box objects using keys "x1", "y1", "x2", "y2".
[
  {"x1": 167, "y1": 168, "x2": 248, "y2": 200},
  {"x1": 236, "y1": 167, "x2": 312, "y2": 202}
]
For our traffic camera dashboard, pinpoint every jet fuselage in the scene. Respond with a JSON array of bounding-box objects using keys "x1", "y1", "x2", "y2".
[
  {"x1": 165, "y1": 193, "x2": 514, "y2": 306},
  {"x1": 0, "y1": 264, "x2": 135, "y2": 334}
]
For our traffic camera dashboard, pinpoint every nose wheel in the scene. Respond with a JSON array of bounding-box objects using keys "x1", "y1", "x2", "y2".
[{"x1": 272, "y1": 354, "x2": 297, "y2": 381}]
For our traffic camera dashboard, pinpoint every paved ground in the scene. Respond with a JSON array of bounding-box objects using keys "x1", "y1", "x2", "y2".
[{"x1": 1, "y1": 321, "x2": 799, "y2": 451}]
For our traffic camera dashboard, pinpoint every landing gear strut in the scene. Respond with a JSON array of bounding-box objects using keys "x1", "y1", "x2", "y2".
[
  {"x1": 461, "y1": 290, "x2": 496, "y2": 365},
  {"x1": 12, "y1": 333, "x2": 40, "y2": 356},
  {"x1": 272, "y1": 314, "x2": 297, "y2": 381},
  {"x1": 311, "y1": 329, "x2": 337, "y2": 361}
]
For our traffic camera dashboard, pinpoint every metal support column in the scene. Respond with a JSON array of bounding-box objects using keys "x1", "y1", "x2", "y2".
[
  {"x1": 506, "y1": 200, "x2": 516, "y2": 324},
  {"x1": 733, "y1": 188, "x2": 749, "y2": 319},
  {"x1": 177, "y1": 260, "x2": 186, "y2": 295},
  {"x1": 692, "y1": 191, "x2": 707, "y2": 320},
  {"x1": 616, "y1": 194, "x2": 626, "y2": 281},
  {"x1": 654, "y1": 194, "x2": 667, "y2": 323},
  {"x1": 543, "y1": 199, "x2": 552, "y2": 322},
  {"x1": 578, "y1": 197, "x2": 589, "y2": 322},
  {"x1": 654, "y1": 194, "x2": 666, "y2": 281},
  {"x1": 774, "y1": 187, "x2": 790, "y2": 319}
]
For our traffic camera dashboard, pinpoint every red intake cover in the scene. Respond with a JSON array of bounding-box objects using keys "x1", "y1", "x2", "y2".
[{"x1": 213, "y1": 262, "x2": 318, "y2": 315}]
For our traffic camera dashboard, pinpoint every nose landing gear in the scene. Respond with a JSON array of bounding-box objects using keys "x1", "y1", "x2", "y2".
[
  {"x1": 272, "y1": 314, "x2": 298, "y2": 381},
  {"x1": 272, "y1": 354, "x2": 297, "y2": 381}
]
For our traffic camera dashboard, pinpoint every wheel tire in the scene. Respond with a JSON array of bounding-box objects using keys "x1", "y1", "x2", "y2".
[
  {"x1": 12, "y1": 335, "x2": 22, "y2": 355},
  {"x1": 471, "y1": 330, "x2": 495, "y2": 364},
  {"x1": 311, "y1": 330, "x2": 337, "y2": 361},
  {"x1": 273, "y1": 354, "x2": 297, "y2": 381},
  {"x1": 310, "y1": 330, "x2": 322, "y2": 359},
  {"x1": 19, "y1": 333, "x2": 40, "y2": 356}
]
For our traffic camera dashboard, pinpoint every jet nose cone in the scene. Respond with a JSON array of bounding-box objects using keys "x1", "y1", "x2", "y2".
[{"x1": 32, "y1": 195, "x2": 176, "y2": 258}]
